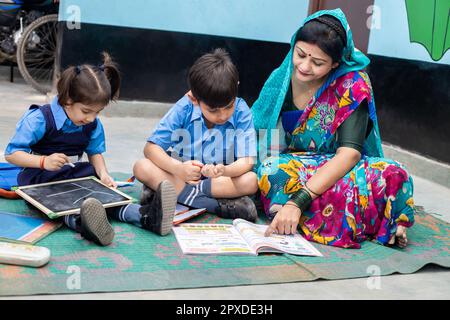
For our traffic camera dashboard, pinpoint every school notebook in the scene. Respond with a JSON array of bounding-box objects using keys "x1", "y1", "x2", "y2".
[
  {"x1": 173, "y1": 218, "x2": 323, "y2": 256},
  {"x1": 173, "y1": 204, "x2": 206, "y2": 225},
  {"x1": 0, "y1": 211, "x2": 62, "y2": 244}
]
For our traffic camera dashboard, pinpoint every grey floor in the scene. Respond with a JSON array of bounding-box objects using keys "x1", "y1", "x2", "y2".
[{"x1": 0, "y1": 68, "x2": 449, "y2": 300}]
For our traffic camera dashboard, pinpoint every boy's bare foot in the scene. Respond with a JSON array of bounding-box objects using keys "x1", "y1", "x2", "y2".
[{"x1": 388, "y1": 225, "x2": 408, "y2": 248}]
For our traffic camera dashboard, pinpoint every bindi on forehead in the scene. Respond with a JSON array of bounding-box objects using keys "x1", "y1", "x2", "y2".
[{"x1": 296, "y1": 45, "x2": 328, "y2": 62}]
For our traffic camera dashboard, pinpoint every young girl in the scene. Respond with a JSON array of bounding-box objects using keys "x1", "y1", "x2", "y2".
[{"x1": 5, "y1": 52, "x2": 177, "y2": 246}]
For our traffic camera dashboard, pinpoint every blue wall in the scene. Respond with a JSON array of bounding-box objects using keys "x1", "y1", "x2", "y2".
[
  {"x1": 59, "y1": 0, "x2": 310, "y2": 43},
  {"x1": 60, "y1": 0, "x2": 450, "y2": 64}
]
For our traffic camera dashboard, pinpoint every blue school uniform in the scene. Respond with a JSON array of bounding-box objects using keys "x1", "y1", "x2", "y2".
[
  {"x1": 148, "y1": 95, "x2": 256, "y2": 165},
  {"x1": 5, "y1": 97, "x2": 145, "y2": 236},
  {"x1": 5, "y1": 97, "x2": 106, "y2": 186}
]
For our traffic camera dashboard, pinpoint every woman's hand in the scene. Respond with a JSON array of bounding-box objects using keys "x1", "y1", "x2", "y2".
[
  {"x1": 201, "y1": 164, "x2": 225, "y2": 178},
  {"x1": 43, "y1": 153, "x2": 71, "y2": 171},
  {"x1": 264, "y1": 202, "x2": 302, "y2": 236}
]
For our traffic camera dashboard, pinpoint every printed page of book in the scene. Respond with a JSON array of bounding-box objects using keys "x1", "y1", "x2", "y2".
[
  {"x1": 173, "y1": 223, "x2": 255, "y2": 255},
  {"x1": 233, "y1": 219, "x2": 323, "y2": 257}
]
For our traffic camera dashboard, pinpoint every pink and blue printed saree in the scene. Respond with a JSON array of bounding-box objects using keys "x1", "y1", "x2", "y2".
[{"x1": 252, "y1": 9, "x2": 415, "y2": 249}]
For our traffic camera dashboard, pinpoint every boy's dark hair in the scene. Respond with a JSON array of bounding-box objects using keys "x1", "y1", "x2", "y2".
[
  {"x1": 296, "y1": 15, "x2": 346, "y2": 63},
  {"x1": 188, "y1": 48, "x2": 239, "y2": 109},
  {"x1": 57, "y1": 52, "x2": 121, "y2": 107}
]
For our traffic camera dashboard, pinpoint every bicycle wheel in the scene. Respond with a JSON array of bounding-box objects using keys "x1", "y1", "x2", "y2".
[{"x1": 16, "y1": 14, "x2": 59, "y2": 94}]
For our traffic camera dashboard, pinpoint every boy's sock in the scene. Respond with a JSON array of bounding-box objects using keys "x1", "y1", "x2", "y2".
[
  {"x1": 109, "y1": 181, "x2": 178, "y2": 236},
  {"x1": 177, "y1": 181, "x2": 219, "y2": 213},
  {"x1": 107, "y1": 204, "x2": 142, "y2": 227},
  {"x1": 198, "y1": 178, "x2": 213, "y2": 197}
]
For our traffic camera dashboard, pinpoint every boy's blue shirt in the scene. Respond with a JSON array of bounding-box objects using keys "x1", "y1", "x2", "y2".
[
  {"x1": 148, "y1": 95, "x2": 257, "y2": 165},
  {"x1": 5, "y1": 96, "x2": 106, "y2": 156}
]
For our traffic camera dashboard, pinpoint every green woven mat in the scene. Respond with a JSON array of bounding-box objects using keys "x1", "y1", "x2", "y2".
[{"x1": 0, "y1": 173, "x2": 449, "y2": 296}]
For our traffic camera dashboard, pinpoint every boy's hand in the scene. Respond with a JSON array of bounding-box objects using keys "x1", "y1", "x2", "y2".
[
  {"x1": 43, "y1": 153, "x2": 71, "y2": 171},
  {"x1": 176, "y1": 160, "x2": 203, "y2": 182},
  {"x1": 201, "y1": 164, "x2": 226, "y2": 178},
  {"x1": 99, "y1": 173, "x2": 117, "y2": 188}
]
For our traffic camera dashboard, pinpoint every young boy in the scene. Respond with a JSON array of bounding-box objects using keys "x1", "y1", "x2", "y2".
[{"x1": 134, "y1": 48, "x2": 258, "y2": 222}]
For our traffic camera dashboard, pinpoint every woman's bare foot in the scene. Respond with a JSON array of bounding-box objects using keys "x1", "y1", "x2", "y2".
[{"x1": 388, "y1": 225, "x2": 408, "y2": 248}]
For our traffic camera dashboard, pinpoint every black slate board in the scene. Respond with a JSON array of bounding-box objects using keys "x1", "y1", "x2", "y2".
[{"x1": 15, "y1": 177, "x2": 133, "y2": 219}]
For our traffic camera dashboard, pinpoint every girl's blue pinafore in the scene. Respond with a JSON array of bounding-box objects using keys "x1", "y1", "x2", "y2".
[{"x1": 18, "y1": 104, "x2": 98, "y2": 186}]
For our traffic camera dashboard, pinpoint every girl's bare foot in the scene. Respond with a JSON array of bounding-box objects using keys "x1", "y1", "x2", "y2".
[{"x1": 388, "y1": 225, "x2": 408, "y2": 248}]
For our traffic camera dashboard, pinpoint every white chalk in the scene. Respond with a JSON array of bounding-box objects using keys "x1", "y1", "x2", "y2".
[
  {"x1": 64, "y1": 162, "x2": 75, "y2": 168},
  {"x1": 115, "y1": 180, "x2": 135, "y2": 188}
]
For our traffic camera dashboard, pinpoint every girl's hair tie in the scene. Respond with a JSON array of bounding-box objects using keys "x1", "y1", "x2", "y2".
[
  {"x1": 97, "y1": 64, "x2": 105, "y2": 72},
  {"x1": 75, "y1": 66, "x2": 81, "y2": 75}
]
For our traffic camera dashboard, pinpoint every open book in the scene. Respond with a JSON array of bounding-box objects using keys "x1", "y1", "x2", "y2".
[{"x1": 173, "y1": 218, "x2": 322, "y2": 256}]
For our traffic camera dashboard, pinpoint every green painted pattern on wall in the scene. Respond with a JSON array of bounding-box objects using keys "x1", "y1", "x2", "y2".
[{"x1": 405, "y1": 0, "x2": 450, "y2": 61}]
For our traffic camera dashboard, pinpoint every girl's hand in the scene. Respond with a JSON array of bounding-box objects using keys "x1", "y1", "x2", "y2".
[
  {"x1": 176, "y1": 160, "x2": 203, "y2": 182},
  {"x1": 99, "y1": 173, "x2": 117, "y2": 188},
  {"x1": 264, "y1": 202, "x2": 302, "y2": 236},
  {"x1": 43, "y1": 153, "x2": 71, "y2": 171},
  {"x1": 201, "y1": 164, "x2": 225, "y2": 178}
]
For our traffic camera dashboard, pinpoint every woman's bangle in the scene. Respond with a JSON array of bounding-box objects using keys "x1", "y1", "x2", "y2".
[
  {"x1": 289, "y1": 188, "x2": 312, "y2": 213},
  {"x1": 39, "y1": 156, "x2": 46, "y2": 170},
  {"x1": 304, "y1": 183, "x2": 320, "y2": 197}
]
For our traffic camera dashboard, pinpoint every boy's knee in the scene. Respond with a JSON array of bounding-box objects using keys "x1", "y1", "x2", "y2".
[
  {"x1": 133, "y1": 158, "x2": 152, "y2": 177},
  {"x1": 242, "y1": 172, "x2": 258, "y2": 194}
]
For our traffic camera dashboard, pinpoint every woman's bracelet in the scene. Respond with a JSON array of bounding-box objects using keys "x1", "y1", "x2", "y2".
[
  {"x1": 289, "y1": 188, "x2": 312, "y2": 213},
  {"x1": 304, "y1": 183, "x2": 320, "y2": 197},
  {"x1": 39, "y1": 156, "x2": 46, "y2": 170}
]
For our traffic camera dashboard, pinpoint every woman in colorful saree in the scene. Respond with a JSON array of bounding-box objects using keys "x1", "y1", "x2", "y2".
[{"x1": 253, "y1": 9, "x2": 415, "y2": 249}]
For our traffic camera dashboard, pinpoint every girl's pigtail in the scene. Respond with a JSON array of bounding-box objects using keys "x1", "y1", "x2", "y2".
[
  {"x1": 101, "y1": 52, "x2": 121, "y2": 100},
  {"x1": 56, "y1": 66, "x2": 78, "y2": 106}
]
